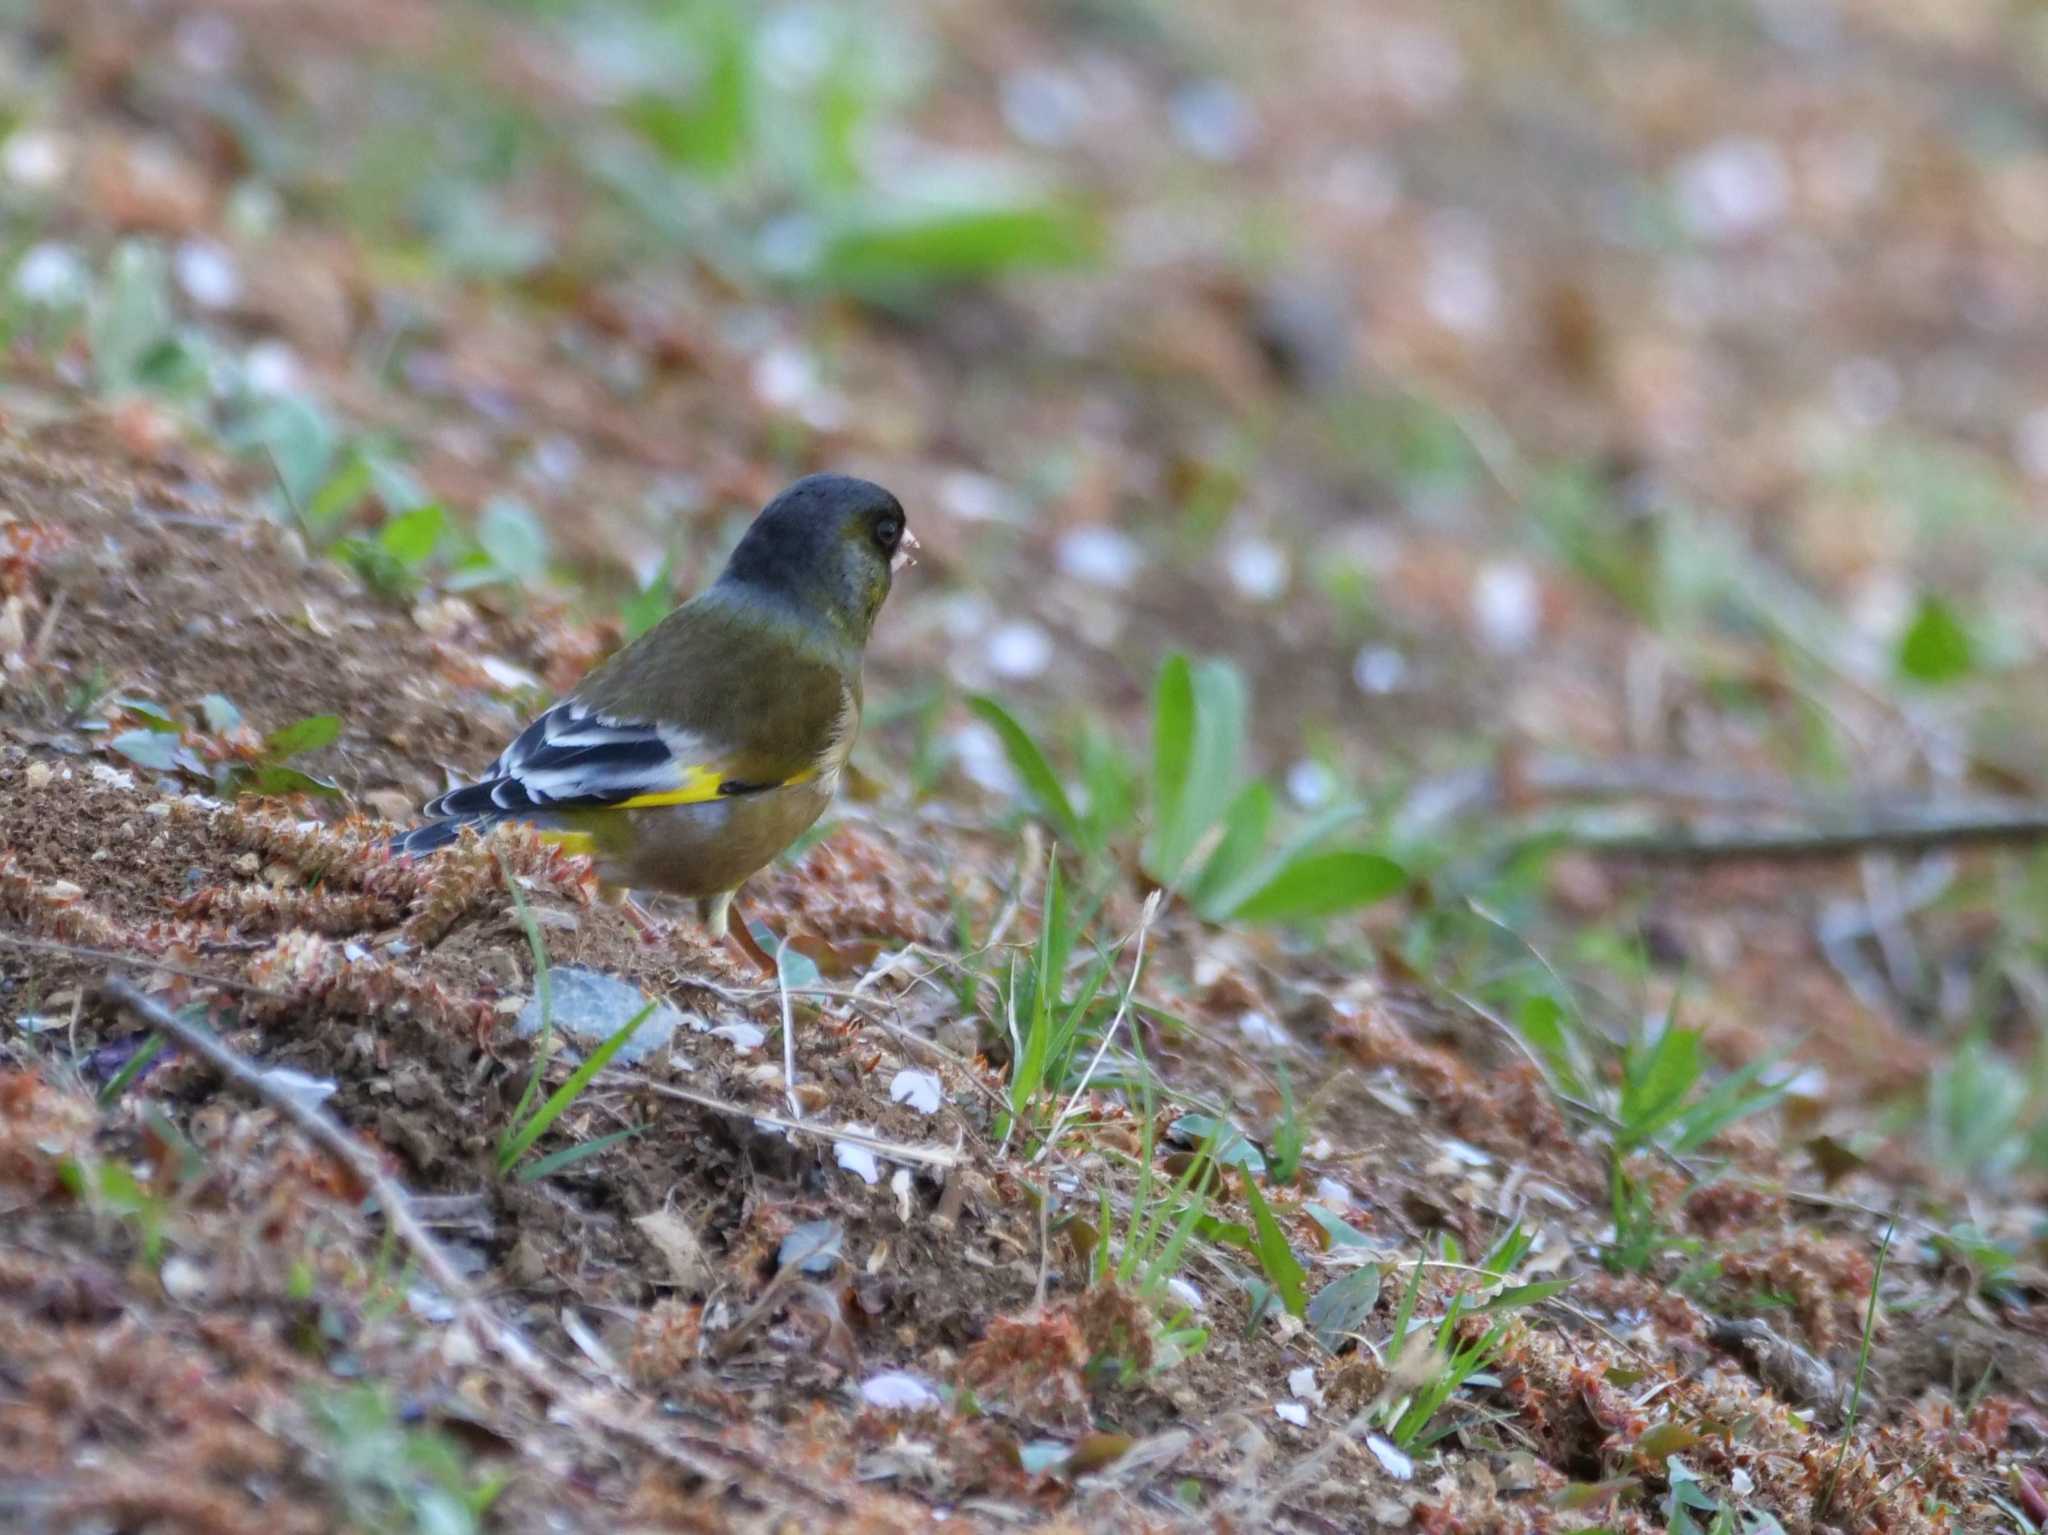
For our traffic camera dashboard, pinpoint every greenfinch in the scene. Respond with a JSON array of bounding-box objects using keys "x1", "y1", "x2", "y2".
[{"x1": 398, "y1": 474, "x2": 912, "y2": 968}]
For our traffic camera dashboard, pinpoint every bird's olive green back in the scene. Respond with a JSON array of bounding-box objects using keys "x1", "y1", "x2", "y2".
[{"x1": 572, "y1": 587, "x2": 857, "y2": 786}]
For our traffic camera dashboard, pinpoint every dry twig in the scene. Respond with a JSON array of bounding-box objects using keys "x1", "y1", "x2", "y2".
[
  {"x1": 622, "y1": 1075, "x2": 960, "y2": 1169},
  {"x1": 1553, "y1": 802, "x2": 2048, "y2": 861},
  {"x1": 99, "y1": 976, "x2": 849, "y2": 1517}
]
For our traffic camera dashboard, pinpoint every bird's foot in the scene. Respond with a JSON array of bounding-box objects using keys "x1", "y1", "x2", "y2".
[
  {"x1": 727, "y1": 912, "x2": 780, "y2": 979},
  {"x1": 620, "y1": 896, "x2": 669, "y2": 945}
]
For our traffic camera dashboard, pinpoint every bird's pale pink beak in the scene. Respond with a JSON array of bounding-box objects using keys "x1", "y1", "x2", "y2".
[{"x1": 892, "y1": 527, "x2": 921, "y2": 572}]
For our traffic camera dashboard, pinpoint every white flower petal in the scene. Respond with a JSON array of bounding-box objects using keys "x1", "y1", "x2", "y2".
[
  {"x1": 860, "y1": 1370, "x2": 941, "y2": 1411},
  {"x1": 1367, "y1": 1433, "x2": 1414, "y2": 1481},
  {"x1": 835, "y1": 1138, "x2": 882, "y2": 1185},
  {"x1": 888, "y1": 1069, "x2": 944, "y2": 1115}
]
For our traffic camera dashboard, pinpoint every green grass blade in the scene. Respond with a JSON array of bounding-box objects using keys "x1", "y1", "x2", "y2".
[
  {"x1": 1239, "y1": 1173, "x2": 1307, "y2": 1318},
  {"x1": 514, "y1": 1125, "x2": 649, "y2": 1184},
  {"x1": 1819, "y1": 1217, "x2": 1895, "y2": 1518},
  {"x1": 1481, "y1": 1278, "x2": 1570, "y2": 1312},
  {"x1": 498, "y1": 1000, "x2": 657, "y2": 1174},
  {"x1": 98, "y1": 1032, "x2": 168, "y2": 1107},
  {"x1": 1388, "y1": 1255, "x2": 1424, "y2": 1363},
  {"x1": 1618, "y1": 1026, "x2": 1702, "y2": 1147},
  {"x1": 1145, "y1": 653, "x2": 1196, "y2": 881},
  {"x1": 1666, "y1": 1054, "x2": 1791, "y2": 1155},
  {"x1": 967, "y1": 695, "x2": 1087, "y2": 851},
  {"x1": 1141, "y1": 1179, "x2": 1212, "y2": 1297},
  {"x1": 1481, "y1": 1219, "x2": 1530, "y2": 1278},
  {"x1": 497, "y1": 853, "x2": 554, "y2": 1158},
  {"x1": 1172, "y1": 658, "x2": 1247, "y2": 881}
]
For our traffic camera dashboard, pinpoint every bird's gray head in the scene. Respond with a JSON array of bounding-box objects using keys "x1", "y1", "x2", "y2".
[{"x1": 717, "y1": 474, "x2": 911, "y2": 646}]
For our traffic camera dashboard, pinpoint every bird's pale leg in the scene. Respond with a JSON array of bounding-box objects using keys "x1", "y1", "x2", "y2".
[
  {"x1": 704, "y1": 890, "x2": 799, "y2": 1113},
  {"x1": 608, "y1": 886, "x2": 667, "y2": 944},
  {"x1": 704, "y1": 889, "x2": 779, "y2": 978}
]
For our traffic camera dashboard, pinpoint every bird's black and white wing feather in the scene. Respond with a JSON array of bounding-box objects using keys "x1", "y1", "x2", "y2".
[{"x1": 421, "y1": 701, "x2": 737, "y2": 821}]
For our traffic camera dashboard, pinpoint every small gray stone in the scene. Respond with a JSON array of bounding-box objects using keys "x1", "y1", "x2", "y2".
[{"x1": 514, "y1": 966, "x2": 682, "y2": 1065}]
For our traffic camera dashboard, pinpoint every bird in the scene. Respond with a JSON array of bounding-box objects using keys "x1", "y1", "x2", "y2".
[{"x1": 396, "y1": 473, "x2": 913, "y2": 975}]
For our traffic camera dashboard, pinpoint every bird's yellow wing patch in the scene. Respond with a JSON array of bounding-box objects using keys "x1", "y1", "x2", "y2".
[
  {"x1": 612, "y1": 763, "x2": 730, "y2": 809},
  {"x1": 615, "y1": 762, "x2": 820, "y2": 808}
]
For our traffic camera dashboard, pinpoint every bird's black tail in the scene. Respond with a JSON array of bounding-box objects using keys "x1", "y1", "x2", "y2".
[{"x1": 390, "y1": 816, "x2": 495, "y2": 857}]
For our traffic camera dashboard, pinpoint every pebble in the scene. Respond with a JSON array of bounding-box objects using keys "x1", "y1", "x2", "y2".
[
  {"x1": 984, "y1": 620, "x2": 1053, "y2": 680},
  {"x1": 1056, "y1": 525, "x2": 1143, "y2": 589},
  {"x1": 514, "y1": 966, "x2": 683, "y2": 1065},
  {"x1": 1674, "y1": 137, "x2": 1791, "y2": 243}
]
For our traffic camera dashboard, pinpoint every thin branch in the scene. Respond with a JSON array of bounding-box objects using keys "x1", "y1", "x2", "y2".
[
  {"x1": 1400, "y1": 753, "x2": 1857, "y2": 837},
  {"x1": 1401, "y1": 747, "x2": 2048, "y2": 862},
  {"x1": 774, "y1": 933, "x2": 801, "y2": 1120},
  {"x1": 1550, "y1": 803, "x2": 2048, "y2": 862},
  {"x1": 102, "y1": 977, "x2": 479, "y2": 1305}
]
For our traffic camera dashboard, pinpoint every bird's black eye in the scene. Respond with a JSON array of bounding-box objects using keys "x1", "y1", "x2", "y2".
[{"x1": 873, "y1": 514, "x2": 902, "y2": 551}]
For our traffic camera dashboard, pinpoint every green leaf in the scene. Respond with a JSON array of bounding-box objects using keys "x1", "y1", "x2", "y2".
[
  {"x1": 620, "y1": 558, "x2": 674, "y2": 642},
  {"x1": 377, "y1": 503, "x2": 446, "y2": 568},
  {"x1": 1183, "y1": 659, "x2": 1246, "y2": 855},
  {"x1": 1513, "y1": 993, "x2": 1589, "y2": 1099},
  {"x1": 1144, "y1": 655, "x2": 1247, "y2": 886},
  {"x1": 423, "y1": 186, "x2": 555, "y2": 279},
  {"x1": 755, "y1": 925, "x2": 821, "y2": 991},
  {"x1": 1077, "y1": 726, "x2": 1138, "y2": 848},
  {"x1": 262, "y1": 714, "x2": 342, "y2": 760},
  {"x1": 476, "y1": 496, "x2": 550, "y2": 586},
  {"x1": 1186, "y1": 781, "x2": 1273, "y2": 918},
  {"x1": 236, "y1": 763, "x2": 341, "y2": 798},
  {"x1": 109, "y1": 728, "x2": 186, "y2": 773},
  {"x1": 812, "y1": 200, "x2": 1097, "y2": 294},
  {"x1": 1634, "y1": 1420, "x2": 1700, "y2": 1460},
  {"x1": 1239, "y1": 1173, "x2": 1307, "y2": 1318},
  {"x1": 1480, "y1": 1219, "x2": 1533, "y2": 1278},
  {"x1": 1135, "y1": 1150, "x2": 1217, "y2": 1299},
  {"x1": 199, "y1": 694, "x2": 243, "y2": 733},
  {"x1": 1171, "y1": 1115, "x2": 1264, "y2": 1174},
  {"x1": 304, "y1": 452, "x2": 374, "y2": 533},
  {"x1": 228, "y1": 392, "x2": 338, "y2": 521},
  {"x1": 1387, "y1": 1257, "x2": 1425, "y2": 1362},
  {"x1": 966, "y1": 695, "x2": 1086, "y2": 850},
  {"x1": 1307, "y1": 1265, "x2": 1382, "y2": 1351},
  {"x1": 1268, "y1": 1070, "x2": 1305, "y2": 1185},
  {"x1": 87, "y1": 241, "x2": 175, "y2": 392},
  {"x1": 111, "y1": 695, "x2": 181, "y2": 732},
  {"x1": 1897, "y1": 595, "x2": 1974, "y2": 685},
  {"x1": 621, "y1": 10, "x2": 750, "y2": 175},
  {"x1": 1306, "y1": 1203, "x2": 1382, "y2": 1250},
  {"x1": 1227, "y1": 850, "x2": 1405, "y2": 923},
  {"x1": 1665, "y1": 1054, "x2": 1788, "y2": 1155},
  {"x1": 365, "y1": 452, "x2": 432, "y2": 514},
  {"x1": 133, "y1": 334, "x2": 211, "y2": 399}
]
